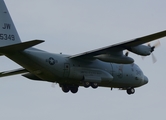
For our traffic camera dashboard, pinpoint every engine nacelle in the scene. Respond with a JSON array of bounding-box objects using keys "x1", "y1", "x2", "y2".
[{"x1": 128, "y1": 45, "x2": 151, "y2": 56}]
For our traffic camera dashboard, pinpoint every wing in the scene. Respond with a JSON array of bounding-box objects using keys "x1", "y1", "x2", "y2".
[
  {"x1": 0, "y1": 68, "x2": 28, "y2": 77},
  {"x1": 69, "y1": 30, "x2": 166, "y2": 59}
]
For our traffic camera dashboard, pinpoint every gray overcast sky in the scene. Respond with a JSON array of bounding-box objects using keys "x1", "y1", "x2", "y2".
[{"x1": 0, "y1": 0, "x2": 166, "y2": 120}]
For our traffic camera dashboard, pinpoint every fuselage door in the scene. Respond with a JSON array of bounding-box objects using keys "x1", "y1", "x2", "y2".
[{"x1": 63, "y1": 63, "x2": 70, "y2": 78}]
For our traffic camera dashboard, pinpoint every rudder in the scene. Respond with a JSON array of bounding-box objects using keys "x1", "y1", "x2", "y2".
[{"x1": 0, "y1": 0, "x2": 21, "y2": 47}]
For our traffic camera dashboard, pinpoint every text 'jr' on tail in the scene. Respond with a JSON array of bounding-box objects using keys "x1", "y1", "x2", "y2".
[{"x1": 0, "y1": 0, "x2": 21, "y2": 47}]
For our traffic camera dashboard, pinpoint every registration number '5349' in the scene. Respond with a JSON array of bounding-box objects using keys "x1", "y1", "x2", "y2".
[{"x1": 0, "y1": 34, "x2": 15, "y2": 41}]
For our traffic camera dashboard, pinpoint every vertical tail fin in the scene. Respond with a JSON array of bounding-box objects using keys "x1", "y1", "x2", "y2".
[{"x1": 0, "y1": 0, "x2": 21, "y2": 47}]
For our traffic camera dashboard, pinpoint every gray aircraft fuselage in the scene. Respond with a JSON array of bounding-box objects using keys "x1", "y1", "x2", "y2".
[{"x1": 6, "y1": 48, "x2": 148, "y2": 89}]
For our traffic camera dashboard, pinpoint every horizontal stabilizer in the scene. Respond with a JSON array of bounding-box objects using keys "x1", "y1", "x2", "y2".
[
  {"x1": 0, "y1": 68, "x2": 28, "y2": 77},
  {"x1": 0, "y1": 39, "x2": 44, "y2": 54}
]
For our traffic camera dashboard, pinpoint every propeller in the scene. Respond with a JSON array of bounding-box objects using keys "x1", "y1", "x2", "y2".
[
  {"x1": 151, "y1": 52, "x2": 157, "y2": 63},
  {"x1": 145, "y1": 40, "x2": 160, "y2": 63},
  {"x1": 125, "y1": 40, "x2": 160, "y2": 63},
  {"x1": 148, "y1": 40, "x2": 160, "y2": 52}
]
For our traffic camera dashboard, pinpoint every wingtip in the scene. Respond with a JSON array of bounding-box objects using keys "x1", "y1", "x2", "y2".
[{"x1": 34, "y1": 39, "x2": 45, "y2": 42}]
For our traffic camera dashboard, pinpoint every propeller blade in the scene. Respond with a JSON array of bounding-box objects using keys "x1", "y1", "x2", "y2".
[
  {"x1": 147, "y1": 43, "x2": 151, "y2": 47},
  {"x1": 151, "y1": 53, "x2": 157, "y2": 63},
  {"x1": 153, "y1": 40, "x2": 161, "y2": 48}
]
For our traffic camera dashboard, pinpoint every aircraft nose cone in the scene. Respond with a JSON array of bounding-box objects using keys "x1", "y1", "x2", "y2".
[{"x1": 143, "y1": 75, "x2": 148, "y2": 84}]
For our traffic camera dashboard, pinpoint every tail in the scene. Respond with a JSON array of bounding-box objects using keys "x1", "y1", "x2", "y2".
[
  {"x1": 0, "y1": 0, "x2": 44, "y2": 55},
  {"x1": 0, "y1": 0, "x2": 21, "y2": 47}
]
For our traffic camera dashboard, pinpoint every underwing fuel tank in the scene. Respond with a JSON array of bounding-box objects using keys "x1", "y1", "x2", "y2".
[
  {"x1": 94, "y1": 54, "x2": 134, "y2": 64},
  {"x1": 69, "y1": 67, "x2": 113, "y2": 83}
]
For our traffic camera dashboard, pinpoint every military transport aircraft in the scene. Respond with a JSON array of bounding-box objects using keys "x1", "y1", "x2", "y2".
[{"x1": 0, "y1": 0, "x2": 166, "y2": 95}]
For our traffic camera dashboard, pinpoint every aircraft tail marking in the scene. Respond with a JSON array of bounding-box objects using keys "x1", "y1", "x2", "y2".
[{"x1": 0, "y1": 0, "x2": 21, "y2": 47}]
